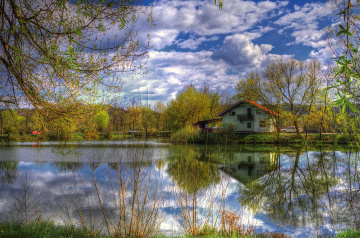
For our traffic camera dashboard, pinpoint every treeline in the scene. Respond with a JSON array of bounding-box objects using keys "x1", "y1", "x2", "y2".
[
  {"x1": 1, "y1": 58, "x2": 360, "y2": 141},
  {"x1": 0, "y1": 84, "x2": 234, "y2": 140}
]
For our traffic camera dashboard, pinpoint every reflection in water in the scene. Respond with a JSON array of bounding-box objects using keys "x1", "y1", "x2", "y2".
[
  {"x1": 167, "y1": 146, "x2": 220, "y2": 194},
  {"x1": 0, "y1": 161, "x2": 18, "y2": 185},
  {"x1": 52, "y1": 162, "x2": 84, "y2": 172},
  {"x1": 234, "y1": 148, "x2": 359, "y2": 233},
  {"x1": 166, "y1": 145, "x2": 223, "y2": 235},
  {"x1": 0, "y1": 142, "x2": 359, "y2": 237},
  {"x1": 219, "y1": 151, "x2": 276, "y2": 185}
]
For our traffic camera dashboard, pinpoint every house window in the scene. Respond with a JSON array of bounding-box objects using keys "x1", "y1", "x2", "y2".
[
  {"x1": 247, "y1": 108, "x2": 251, "y2": 117},
  {"x1": 256, "y1": 108, "x2": 262, "y2": 114},
  {"x1": 229, "y1": 111, "x2": 235, "y2": 116},
  {"x1": 247, "y1": 122, "x2": 251, "y2": 128},
  {"x1": 260, "y1": 121, "x2": 266, "y2": 127}
]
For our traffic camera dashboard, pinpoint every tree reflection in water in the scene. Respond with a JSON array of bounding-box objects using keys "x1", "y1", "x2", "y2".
[
  {"x1": 0, "y1": 161, "x2": 18, "y2": 185},
  {"x1": 237, "y1": 147, "x2": 360, "y2": 231},
  {"x1": 52, "y1": 162, "x2": 84, "y2": 172},
  {"x1": 166, "y1": 145, "x2": 222, "y2": 235}
]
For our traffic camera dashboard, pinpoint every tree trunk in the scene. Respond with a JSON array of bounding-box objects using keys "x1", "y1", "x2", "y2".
[{"x1": 294, "y1": 120, "x2": 302, "y2": 138}]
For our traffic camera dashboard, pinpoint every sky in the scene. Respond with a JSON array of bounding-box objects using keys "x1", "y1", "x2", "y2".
[{"x1": 114, "y1": 0, "x2": 338, "y2": 107}]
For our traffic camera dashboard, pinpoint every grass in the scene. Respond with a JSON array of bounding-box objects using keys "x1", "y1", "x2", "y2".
[
  {"x1": 191, "y1": 131, "x2": 358, "y2": 145},
  {"x1": 1, "y1": 222, "x2": 359, "y2": 238},
  {"x1": 0, "y1": 222, "x2": 291, "y2": 238},
  {"x1": 335, "y1": 229, "x2": 360, "y2": 238},
  {"x1": 0, "y1": 222, "x2": 107, "y2": 238}
]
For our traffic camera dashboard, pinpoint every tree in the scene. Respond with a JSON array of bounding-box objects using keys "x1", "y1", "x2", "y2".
[
  {"x1": 95, "y1": 110, "x2": 110, "y2": 132},
  {"x1": 0, "y1": 0, "x2": 150, "y2": 121},
  {"x1": 0, "y1": 110, "x2": 23, "y2": 134},
  {"x1": 166, "y1": 87, "x2": 210, "y2": 130},
  {"x1": 235, "y1": 71, "x2": 283, "y2": 137},
  {"x1": 153, "y1": 100, "x2": 166, "y2": 131},
  {"x1": 237, "y1": 59, "x2": 321, "y2": 138}
]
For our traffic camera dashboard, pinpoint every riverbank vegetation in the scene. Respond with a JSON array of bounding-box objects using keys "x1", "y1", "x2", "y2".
[
  {"x1": 1, "y1": 221, "x2": 359, "y2": 237},
  {"x1": 171, "y1": 130, "x2": 357, "y2": 145}
]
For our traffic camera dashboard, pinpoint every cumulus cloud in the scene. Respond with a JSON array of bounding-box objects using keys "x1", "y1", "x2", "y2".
[
  {"x1": 275, "y1": 2, "x2": 335, "y2": 47},
  {"x1": 132, "y1": 0, "x2": 289, "y2": 50},
  {"x1": 211, "y1": 34, "x2": 274, "y2": 69},
  {"x1": 120, "y1": 50, "x2": 240, "y2": 104},
  {"x1": 178, "y1": 36, "x2": 218, "y2": 50}
]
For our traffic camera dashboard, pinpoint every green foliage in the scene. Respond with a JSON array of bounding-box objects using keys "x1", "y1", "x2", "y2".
[
  {"x1": 170, "y1": 126, "x2": 200, "y2": 143},
  {"x1": 0, "y1": 0, "x2": 151, "y2": 122},
  {"x1": 0, "y1": 110, "x2": 24, "y2": 134},
  {"x1": 330, "y1": 1, "x2": 360, "y2": 113},
  {"x1": 336, "y1": 229, "x2": 360, "y2": 238},
  {"x1": 335, "y1": 134, "x2": 352, "y2": 144},
  {"x1": 166, "y1": 87, "x2": 211, "y2": 130},
  {"x1": 0, "y1": 222, "x2": 106, "y2": 238},
  {"x1": 95, "y1": 110, "x2": 110, "y2": 132}
]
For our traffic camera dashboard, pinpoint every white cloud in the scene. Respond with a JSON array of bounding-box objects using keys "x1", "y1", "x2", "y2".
[
  {"x1": 133, "y1": 0, "x2": 288, "y2": 49},
  {"x1": 178, "y1": 36, "x2": 218, "y2": 50},
  {"x1": 275, "y1": 2, "x2": 335, "y2": 48},
  {"x1": 211, "y1": 34, "x2": 274, "y2": 68}
]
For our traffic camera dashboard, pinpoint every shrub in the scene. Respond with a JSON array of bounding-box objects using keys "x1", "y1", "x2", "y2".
[
  {"x1": 170, "y1": 127, "x2": 200, "y2": 143},
  {"x1": 335, "y1": 134, "x2": 351, "y2": 144}
]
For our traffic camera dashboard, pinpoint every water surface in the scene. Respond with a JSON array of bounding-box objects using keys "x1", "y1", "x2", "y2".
[{"x1": 0, "y1": 140, "x2": 359, "y2": 237}]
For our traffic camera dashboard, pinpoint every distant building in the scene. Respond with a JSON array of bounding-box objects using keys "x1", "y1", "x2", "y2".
[
  {"x1": 217, "y1": 100, "x2": 280, "y2": 133},
  {"x1": 193, "y1": 118, "x2": 222, "y2": 131}
]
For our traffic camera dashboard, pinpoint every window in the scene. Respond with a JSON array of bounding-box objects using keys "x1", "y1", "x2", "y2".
[
  {"x1": 247, "y1": 122, "x2": 251, "y2": 128},
  {"x1": 256, "y1": 108, "x2": 262, "y2": 114},
  {"x1": 229, "y1": 111, "x2": 235, "y2": 116},
  {"x1": 260, "y1": 121, "x2": 266, "y2": 127},
  {"x1": 247, "y1": 108, "x2": 251, "y2": 117}
]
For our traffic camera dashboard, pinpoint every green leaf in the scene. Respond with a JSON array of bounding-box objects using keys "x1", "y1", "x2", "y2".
[
  {"x1": 344, "y1": 98, "x2": 360, "y2": 113},
  {"x1": 335, "y1": 66, "x2": 345, "y2": 76}
]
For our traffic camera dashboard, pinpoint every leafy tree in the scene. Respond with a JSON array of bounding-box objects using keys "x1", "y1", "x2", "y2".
[
  {"x1": 0, "y1": 0, "x2": 151, "y2": 121},
  {"x1": 236, "y1": 59, "x2": 321, "y2": 138},
  {"x1": 166, "y1": 87, "x2": 210, "y2": 130},
  {"x1": 0, "y1": 110, "x2": 23, "y2": 134},
  {"x1": 153, "y1": 100, "x2": 166, "y2": 131},
  {"x1": 199, "y1": 84, "x2": 221, "y2": 119},
  {"x1": 139, "y1": 106, "x2": 155, "y2": 136},
  {"x1": 327, "y1": 0, "x2": 360, "y2": 113},
  {"x1": 95, "y1": 110, "x2": 110, "y2": 132}
]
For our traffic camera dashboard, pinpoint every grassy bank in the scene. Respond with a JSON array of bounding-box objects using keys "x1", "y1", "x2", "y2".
[
  {"x1": 1, "y1": 222, "x2": 358, "y2": 238},
  {"x1": 180, "y1": 131, "x2": 359, "y2": 145},
  {"x1": 0, "y1": 131, "x2": 173, "y2": 142},
  {"x1": 0, "y1": 222, "x2": 288, "y2": 238}
]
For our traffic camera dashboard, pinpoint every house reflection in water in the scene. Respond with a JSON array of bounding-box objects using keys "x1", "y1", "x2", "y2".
[{"x1": 220, "y1": 152, "x2": 277, "y2": 184}]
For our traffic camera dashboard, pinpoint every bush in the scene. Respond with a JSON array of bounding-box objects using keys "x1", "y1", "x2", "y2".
[
  {"x1": 335, "y1": 134, "x2": 351, "y2": 144},
  {"x1": 170, "y1": 127, "x2": 200, "y2": 143}
]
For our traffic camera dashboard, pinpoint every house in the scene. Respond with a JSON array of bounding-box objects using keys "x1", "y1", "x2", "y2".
[{"x1": 217, "y1": 100, "x2": 280, "y2": 133}]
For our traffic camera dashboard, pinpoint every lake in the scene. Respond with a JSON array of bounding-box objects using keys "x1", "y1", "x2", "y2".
[{"x1": 0, "y1": 139, "x2": 359, "y2": 237}]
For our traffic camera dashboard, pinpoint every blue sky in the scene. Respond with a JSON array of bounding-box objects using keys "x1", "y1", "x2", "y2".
[{"x1": 114, "y1": 0, "x2": 337, "y2": 107}]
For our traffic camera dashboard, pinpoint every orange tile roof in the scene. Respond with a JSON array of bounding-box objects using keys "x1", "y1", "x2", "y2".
[{"x1": 244, "y1": 99, "x2": 281, "y2": 116}]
